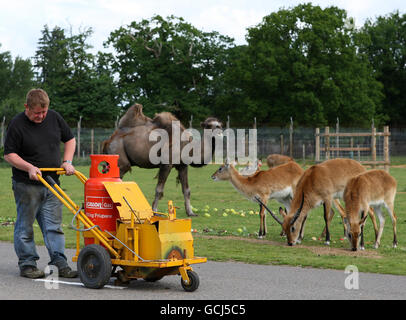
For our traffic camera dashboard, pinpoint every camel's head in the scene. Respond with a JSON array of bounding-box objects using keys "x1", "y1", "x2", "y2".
[
  {"x1": 200, "y1": 117, "x2": 222, "y2": 130},
  {"x1": 118, "y1": 103, "x2": 151, "y2": 128}
]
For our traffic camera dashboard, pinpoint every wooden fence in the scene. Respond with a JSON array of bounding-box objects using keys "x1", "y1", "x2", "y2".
[{"x1": 315, "y1": 126, "x2": 390, "y2": 171}]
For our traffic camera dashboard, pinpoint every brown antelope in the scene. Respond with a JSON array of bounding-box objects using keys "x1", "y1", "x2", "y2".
[
  {"x1": 343, "y1": 169, "x2": 397, "y2": 251},
  {"x1": 278, "y1": 158, "x2": 378, "y2": 246},
  {"x1": 267, "y1": 154, "x2": 293, "y2": 168},
  {"x1": 211, "y1": 161, "x2": 304, "y2": 238}
]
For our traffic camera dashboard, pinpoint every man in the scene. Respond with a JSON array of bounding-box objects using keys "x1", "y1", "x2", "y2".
[{"x1": 4, "y1": 88, "x2": 78, "y2": 279}]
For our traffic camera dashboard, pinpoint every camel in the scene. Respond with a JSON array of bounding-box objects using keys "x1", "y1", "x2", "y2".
[{"x1": 102, "y1": 103, "x2": 222, "y2": 216}]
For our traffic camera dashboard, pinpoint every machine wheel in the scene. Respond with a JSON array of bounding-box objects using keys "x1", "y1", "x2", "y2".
[
  {"x1": 78, "y1": 244, "x2": 112, "y2": 289},
  {"x1": 181, "y1": 270, "x2": 200, "y2": 292}
]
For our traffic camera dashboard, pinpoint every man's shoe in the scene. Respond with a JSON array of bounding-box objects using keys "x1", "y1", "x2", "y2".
[
  {"x1": 59, "y1": 266, "x2": 78, "y2": 278},
  {"x1": 20, "y1": 266, "x2": 45, "y2": 279}
]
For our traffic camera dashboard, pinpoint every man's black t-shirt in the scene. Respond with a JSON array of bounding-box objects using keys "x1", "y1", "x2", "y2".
[{"x1": 4, "y1": 109, "x2": 74, "y2": 185}]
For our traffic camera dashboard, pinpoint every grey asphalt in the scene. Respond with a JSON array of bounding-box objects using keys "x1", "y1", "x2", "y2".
[{"x1": 1, "y1": 241, "x2": 406, "y2": 300}]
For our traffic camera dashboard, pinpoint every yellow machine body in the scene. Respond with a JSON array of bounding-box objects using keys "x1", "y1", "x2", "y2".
[
  {"x1": 37, "y1": 167, "x2": 206, "y2": 289},
  {"x1": 103, "y1": 181, "x2": 194, "y2": 261}
]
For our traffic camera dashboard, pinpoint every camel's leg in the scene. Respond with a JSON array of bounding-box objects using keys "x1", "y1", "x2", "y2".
[
  {"x1": 152, "y1": 165, "x2": 172, "y2": 212},
  {"x1": 176, "y1": 165, "x2": 196, "y2": 217}
]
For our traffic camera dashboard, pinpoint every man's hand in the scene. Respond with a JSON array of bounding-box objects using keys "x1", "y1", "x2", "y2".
[
  {"x1": 28, "y1": 165, "x2": 42, "y2": 181},
  {"x1": 61, "y1": 161, "x2": 75, "y2": 176}
]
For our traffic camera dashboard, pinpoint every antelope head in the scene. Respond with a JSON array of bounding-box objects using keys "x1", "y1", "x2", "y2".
[
  {"x1": 344, "y1": 213, "x2": 368, "y2": 251},
  {"x1": 281, "y1": 193, "x2": 305, "y2": 246},
  {"x1": 211, "y1": 163, "x2": 232, "y2": 181}
]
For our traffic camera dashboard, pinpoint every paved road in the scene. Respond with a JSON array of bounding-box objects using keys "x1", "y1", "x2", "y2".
[{"x1": 1, "y1": 241, "x2": 406, "y2": 301}]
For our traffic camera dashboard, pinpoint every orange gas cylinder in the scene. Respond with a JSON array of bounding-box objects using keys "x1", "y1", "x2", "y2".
[{"x1": 84, "y1": 154, "x2": 121, "y2": 246}]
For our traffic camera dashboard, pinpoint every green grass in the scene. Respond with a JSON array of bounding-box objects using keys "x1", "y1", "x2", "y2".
[{"x1": 1, "y1": 162, "x2": 406, "y2": 275}]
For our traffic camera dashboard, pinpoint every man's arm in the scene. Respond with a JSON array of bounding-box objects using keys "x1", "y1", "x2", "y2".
[
  {"x1": 61, "y1": 137, "x2": 76, "y2": 175},
  {"x1": 4, "y1": 153, "x2": 42, "y2": 181}
]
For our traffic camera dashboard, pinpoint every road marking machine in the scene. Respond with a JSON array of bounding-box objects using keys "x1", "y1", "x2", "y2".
[{"x1": 38, "y1": 154, "x2": 206, "y2": 291}]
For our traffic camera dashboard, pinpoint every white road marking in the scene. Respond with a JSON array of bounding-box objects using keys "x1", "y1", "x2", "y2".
[{"x1": 34, "y1": 278, "x2": 127, "y2": 289}]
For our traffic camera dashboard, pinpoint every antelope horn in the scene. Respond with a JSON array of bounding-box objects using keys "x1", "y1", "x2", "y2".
[
  {"x1": 255, "y1": 197, "x2": 283, "y2": 225},
  {"x1": 290, "y1": 192, "x2": 305, "y2": 226}
]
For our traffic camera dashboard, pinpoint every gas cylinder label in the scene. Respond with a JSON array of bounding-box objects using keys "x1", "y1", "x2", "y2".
[{"x1": 85, "y1": 196, "x2": 114, "y2": 210}]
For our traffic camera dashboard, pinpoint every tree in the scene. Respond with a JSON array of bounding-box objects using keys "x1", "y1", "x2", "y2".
[
  {"x1": 34, "y1": 25, "x2": 71, "y2": 115},
  {"x1": 217, "y1": 3, "x2": 384, "y2": 127},
  {"x1": 105, "y1": 15, "x2": 234, "y2": 122},
  {"x1": 359, "y1": 11, "x2": 406, "y2": 126},
  {"x1": 0, "y1": 46, "x2": 13, "y2": 103},
  {"x1": 34, "y1": 25, "x2": 119, "y2": 126},
  {"x1": 0, "y1": 44, "x2": 34, "y2": 120},
  {"x1": 212, "y1": 45, "x2": 259, "y2": 125}
]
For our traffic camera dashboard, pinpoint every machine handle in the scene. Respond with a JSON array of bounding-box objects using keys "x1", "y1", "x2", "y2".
[
  {"x1": 45, "y1": 176, "x2": 57, "y2": 186},
  {"x1": 39, "y1": 168, "x2": 88, "y2": 185}
]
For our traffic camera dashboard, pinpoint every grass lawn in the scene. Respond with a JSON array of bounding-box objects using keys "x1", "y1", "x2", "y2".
[{"x1": 1, "y1": 161, "x2": 406, "y2": 275}]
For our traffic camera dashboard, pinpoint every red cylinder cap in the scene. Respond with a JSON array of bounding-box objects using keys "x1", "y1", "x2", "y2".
[{"x1": 89, "y1": 154, "x2": 120, "y2": 178}]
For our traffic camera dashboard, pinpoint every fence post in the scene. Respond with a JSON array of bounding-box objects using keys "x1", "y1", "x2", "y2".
[
  {"x1": 226, "y1": 116, "x2": 230, "y2": 163},
  {"x1": 77, "y1": 116, "x2": 82, "y2": 158},
  {"x1": 325, "y1": 126, "x2": 330, "y2": 160},
  {"x1": 115, "y1": 115, "x2": 119, "y2": 129},
  {"x1": 280, "y1": 134, "x2": 284, "y2": 155},
  {"x1": 1, "y1": 116, "x2": 5, "y2": 148},
  {"x1": 371, "y1": 126, "x2": 376, "y2": 169},
  {"x1": 384, "y1": 126, "x2": 390, "y2": 172},
  {"x1": 336, "y1": 117, "x2": 339, "y2": 158},
  {"x1": 289, "y1": 117, "x2": 293, "y2": 158},
  {"x1": 357, "y1": 143, "x2": 361, "y2": 161},
  {"x1": 315, "y1": 128, "x2": 320, "y2": 163},
  {"x1": 90, "y1": 129, "x2": 94, "y2": 155}
]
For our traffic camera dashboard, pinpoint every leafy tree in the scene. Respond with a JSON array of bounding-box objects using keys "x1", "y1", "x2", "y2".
[
  {"x1": 0, "y1": 47, "x2": 13, "y2": 102},
  {"x1": 359, "y1": 11, "x2": 406, "y2": 126},
  {"x1": 80, "y1": 52, "x2": 119, "y2": 127},
  {"x1": 34, "y1": 26, "x2": 119, "y2": 127},
  {"x1": 0, "y1": 44, "x2": 34, "y2": 120},
  {"x1": 217, "y1": 3, "x2": 384, "y2": 127},
  {"x1": 212, "y1": 45, "x2": 259, "y2": 125},
  {"x1": 105, "y1": 15, "x2": 234, "y2": 122},
  {"x1": 34, "y1": 25, "x2": 71, "y2": 116}
]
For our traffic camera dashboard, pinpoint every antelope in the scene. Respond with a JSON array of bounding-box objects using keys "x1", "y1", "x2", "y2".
[
  {"x1": 343, "y1": 169, "x2": 397, "y2": 251},
  {"x1": 267, "y1": 154, "x2": 293, "y2": 168},
  {"x1": 278, "y1": 158, "x2": 378, "y2": 246},
  {"x1": 211, "y1": 161, "x2": 304, "y2": 238}
]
